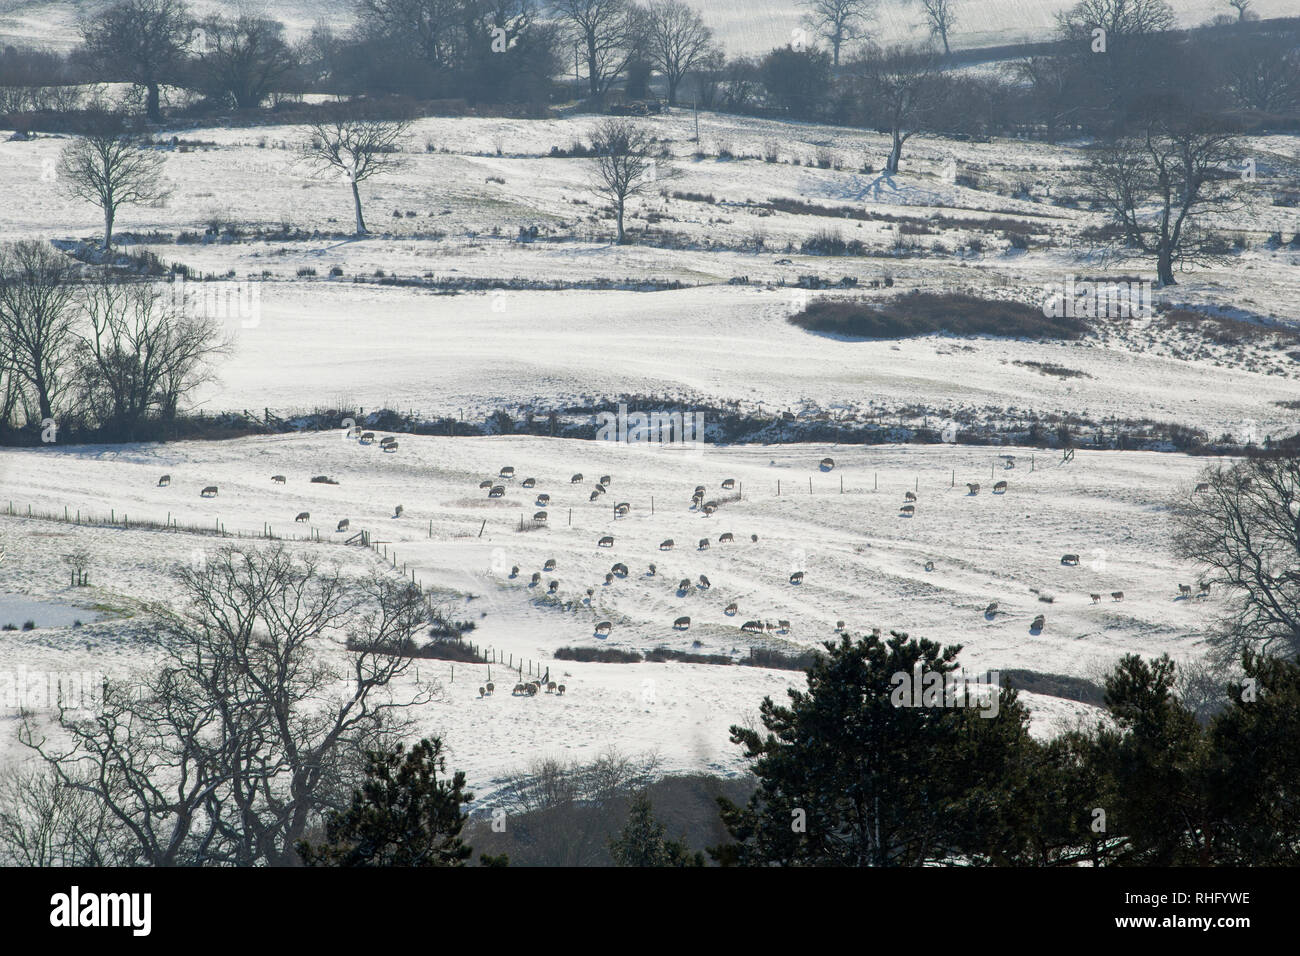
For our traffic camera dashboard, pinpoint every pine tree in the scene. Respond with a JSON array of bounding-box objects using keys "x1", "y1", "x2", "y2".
[
  {"x1": 298, "y1": 738, "x2": 479, "y2": 867},
  {"x1": 712, "y1": 630, "x2": 1037, "y2": 866},
  {"x1": 609, "y1": 791, "x2": 704, "y2": 866}
]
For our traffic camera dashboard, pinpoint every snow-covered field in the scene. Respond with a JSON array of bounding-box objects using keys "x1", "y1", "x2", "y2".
[
  {"x1": 2, "y1": 90, "x2": 1296, "y2": 800},
  {"x1": 0, "y1": 432, "x2": 1218, "y2": 799}
]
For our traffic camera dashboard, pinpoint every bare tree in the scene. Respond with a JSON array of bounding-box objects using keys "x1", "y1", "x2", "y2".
[
  {"x1": 0, "y1": 241, "x2": 79, "y2": 423},
  {"x1": 18, "y1": 545, "x2": 439, "y2": 866},
  {"x1": 195, "y1": 11, "x2": 298, "y2": 109},
  {"x1": 303, "y1": 107, "x2": 411, "y2": 235},
  {"x1": 918, "y1": 0, "x2": 958, "y2": 56},
  {"x1": 1174, "y1": 457, "x2": 1300, "y2": 664},
  {"x1": 1227, "y1": 0, "x2": 1255, "y2": 21},
  {"x1": 552, "y1": 0, "x2": 640, "y2": 98},
  {"x1": 800, "y1": 0, "x2": 875, "y2": 67},
  {"x1": 850, "y1": 44, "x2": 944, "y2": 174},
  {"x1": 1221, "y1": 35, "x2": 1300, "y2": 112},
  {"x1": 1081, "y1": 115, "x2": 1246, "y2": 285},
  {"x1": 588, "y1": 118, "x2": 662, "y2": 244},
  {"x1": 80, "y1": 0, "x2": 191, "y2": 122},
  {"x1": 57, "y1": 113, "x2": 170, "y2": 251},
  {"x1": 643, "y1": 0, "x2": 716, "y2": 106},
  {"x1": 1056, "y1": 0, "x2": 1177, "y2": 109},
  {"x1": 74, "y1": 277, "x2": 230, "y2": 438}
]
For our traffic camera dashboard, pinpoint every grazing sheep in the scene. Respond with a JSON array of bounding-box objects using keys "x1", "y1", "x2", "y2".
[
  {"x1": 1111, "y1": 591, "x2": 1124, "y2": 601},
  {"x1": 789, "y1": 570, "x2": 804, "y2": 585},
  {"x1": 500, "y1": 466, "x2": 515, "y2": 478},
  {"x1": 571, "y1": 473, "x2": 584, "y2": 483},
  {"x1": 820, "y1": 457, "x2": 835, "y2": 471},
  {"x1": 691, "y1": 493, "x2": 704, "y2": 508},
  {"x1": 337, "y1": 519, "x2": 349, "y2": 532},
  {"x1": 1090, "y1": 593, "x2": 1101, "y2": 603},
  {"x1": 590, "y1": 490, "x2": 601, "y2": 502},
  {"x1": 379, "y1": 436, "x2": 396, "y2": 447},
  {"x1": 1061, "y1": 554, "x2": 1080, "y2": 566},
  {"x1": 530, "y1": 572, "x2": 541, "y2": 586},
  {"x1": 966, "y1": 482, "x2": 981, "y2": 495},
  {"x1": 904, "y1": 491, "x2": 917, "y2": 502},
  {"x1": 394, "y1": 505, "x2": 403, "y2": 518},
  {"x1": 480, "y1": 479, "x2": 494, "y2": 489},
  {"x1": 547, "y1": 681, "x2": 557, "y2": 693},
  {"x1": 721, "y1": 478, "x2": 736, "y2": 490},
  {"x1": 751, "y1": 534, "x2": 758, "y2": 542},
  {"x1": 272, "y1": 475, "x2": 286, "y2": 484},
  {"x1": 295, "y1": 512, "x2": 310, "y2": 522},
  {"x1": 612, "y1": 563, "x2": 628, "y2": 577},
  {"x1": 900, "y1": 504, "x2": 916, "y2": 516},
  {"x1": 1031, "y1": 615, "x2": 1046, "y2": 631},
  {"x1": 510, "y1": 565, "x2": 519, "y2": 578},
  {"x1": 719, "y1": 532, "x2": 734, "y2": 544},
  {"x1": 993, "y1": 480, "x2": 1008, "y2": 494},
  {"x1": 488, "y1": 485, "x2": 505, "y2": 498},
  {"x1": 1197, "y1": 582, "x2": 1211, "y2": 598},
  {"x1": 599, "y1": 475, "x2": 611, "y2": 486},
  {"x1": 526, "y1": 682, "x2": 539, "y2": 696},
  {"x1": 765, "y1": 621, "x2": 778, "y2": 632},
  {"x1": 536, "y1": 493, "x2": 551, "y2": 506},
  {"x1": 548, "y1": 580, "x2": 559, "y2": 594},
  {"x1": 513, "y1": 683, "x2": 526, "y2": 695},
  {"x1": 595, "y1": 621, "x2": 612, "y2": 636},
  {"x1": 604, "y1": 573, "x2": 614, "y2": 585},
  {"x1": 835, "y1": 620, "x2": 845, "y2": 630},
  {"x1": 703, "y1": 499, "x2": 719, "y2": 513},
  {"x1": 1179, "y1": 584, "x2": 1192, "y2": 597},
  {"x1": 534, "y1": 511, "x2": 548, "y2": 522},
  {"x1": 1194, "y1": 482, "x2": 1210, "y2": 493},
  {"x1": 698, "y1": 537, "x2": 710, "y2": 550},
  {"x1": 586, "y1": 588, "x2": 594, "y2": 597},
  {"x1": 698, "y1": 574, "x2": 711, "y2": 590},
  {"x1": 660, "y1": 539, "x2": 675, "y2": 551},
  {"x1": 201, "y1": 486, "x2": 218, "y2": 497},
  {"x1": 158, "y1": 474, "x2": 171, "y2": 486},
  {"x1": 479, "y1": 686, "x2": 485, "y2": 698},
  {"x1": 678, "y1": 578, "x2": 691, "y2": 592},
  {"x1": 360, "y1": 432, "x2": 375, "y2": 444},
  {"x1": 522, "y1": 477, "x2": 536, "y2": 488},
  {"x1": 693, "y1": 485, "x2": 707, "y2": 497},
  {"x1": 742, "y1": 620, "x2": 764, "y2": 633},
  {"x1": 924, "y1": 561, "x2": 935, "y2": 572},
  {"x1": 614, "y1": 502, "x2": 630, "y2": 516},
  {"x1": 673, "y1": 616, "x2": 691, "y2": 630},
  {"x1": 544, "y1": 558, "x2": 557, "y2": 571},
  {"x1": 647, "y1": 563, "x2": 657, "y2": 576},
  {"x1": 383, "y1": 442, "x2": 398, "y2": 453},
  {"x1": 557, "y1": 684, "x2": 566, "y2": 695},
  {"x1": 725, "y1": 602, "x2": 738, "y2": 616},
  {"x1": 486, "y1": 682, "x2": 494, "y2": 694},
  {"x1": 598, "y1": 535, "x2": 614, "y2": 548},
  {"x1": 777, "y1": 619, "x2": 791, "y2": 632},
  {"x1": 985, "y1": 602, "x2": 998, "y2": 617}
]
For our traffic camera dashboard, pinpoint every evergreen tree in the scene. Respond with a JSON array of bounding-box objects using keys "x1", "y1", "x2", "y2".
[
  {"x1": 712, "y1": 630, "x2": 1036, "y2": 866},
  {"x1": 298, "y1": 738, "x2": 479, "y2": 867},
  {"x1": 609, "y1": 791, "x2": 704, "y2": 866}
]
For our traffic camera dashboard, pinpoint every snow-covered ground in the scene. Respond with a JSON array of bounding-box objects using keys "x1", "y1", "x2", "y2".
[
  {"x1": 0, "y1": 433, "x2": 1215, "y2": 800},
  {"x1": 1, "y1": 97, "x2": 1295, "y2": 800}
]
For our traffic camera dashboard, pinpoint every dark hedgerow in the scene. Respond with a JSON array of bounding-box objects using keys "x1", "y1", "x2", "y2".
[{"x1": 788, "y1": 292, "x2": 1087, "y2": 341}]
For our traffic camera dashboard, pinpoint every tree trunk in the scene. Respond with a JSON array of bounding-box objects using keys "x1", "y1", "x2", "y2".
[
  {"x1": 1157, "y1": 249, "x2": 1176, "y2": 286},
  {"x1": 941, "y1": 31, "x2": 950, "y2": 56},
  {"x1": 351, "y1": 179, "x2": 367, "y2": 236},
  {"x1": 887, "y1": 131, "x2": 903, "y2": 174},
  {"x1": 615, "y1": 198, "x2": 626, "y2": 245},
  {"x1": 146, "y1": 83, "x2": 162, "y2": 123},
  {"x1": 103, "y1": 207, "x2": 115, "y2": 251}
]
